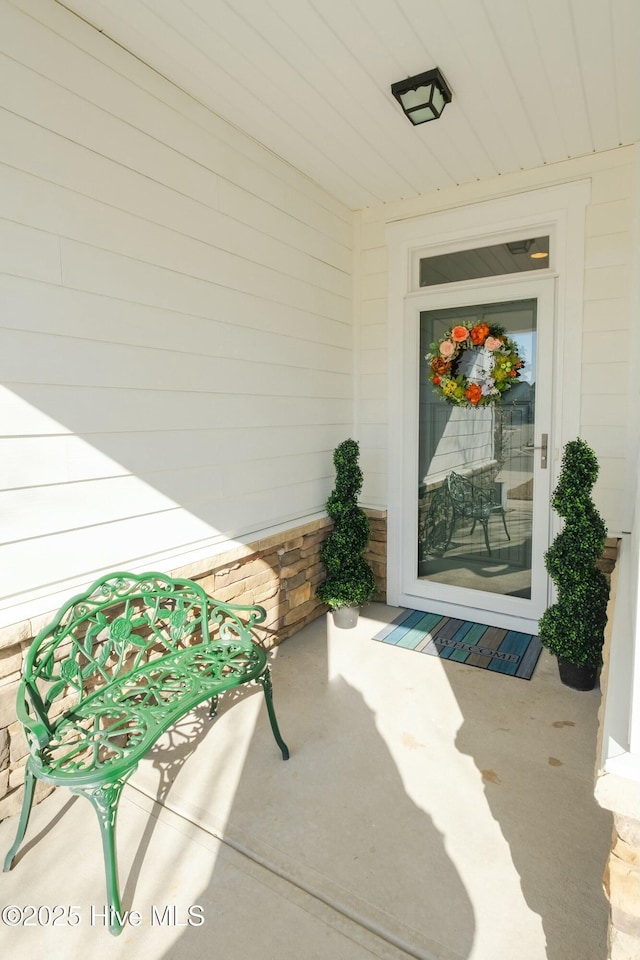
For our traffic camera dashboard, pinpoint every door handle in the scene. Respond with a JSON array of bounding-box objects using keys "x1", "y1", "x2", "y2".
[{"x1": 523, "y1": 434, "x2": 548, "y2": 469}]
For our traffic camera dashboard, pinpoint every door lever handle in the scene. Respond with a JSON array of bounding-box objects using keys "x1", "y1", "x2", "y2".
[{"x1": 523, "y1": 434, "x2": 548, "y2": 469}]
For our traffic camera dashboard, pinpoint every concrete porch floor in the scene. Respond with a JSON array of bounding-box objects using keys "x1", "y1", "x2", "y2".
[{"x1": 0, "y1": 603, "x2": 611, "y2": 960}]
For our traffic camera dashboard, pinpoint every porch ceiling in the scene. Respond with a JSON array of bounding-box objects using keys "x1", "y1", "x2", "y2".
[{"x1": 59, "y1": 0, "x2": 639, "y2": 210}]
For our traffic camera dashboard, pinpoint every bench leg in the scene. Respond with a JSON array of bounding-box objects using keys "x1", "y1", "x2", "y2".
[
  {"x1": 3, "y1": 767, "x2": 36, "y2": 872},
  {"x1": 72, "y1": 778, "x2": 127, "y2": 937},
  {"x1": 257, "y1": 668, "x2": 289, "y2": 761},
  {"x1": 480, "y1": 519, "x2": 492, "y2": 555},
  {"x1": 444, "y1": 514, "x2": 457, "y2": 550}
]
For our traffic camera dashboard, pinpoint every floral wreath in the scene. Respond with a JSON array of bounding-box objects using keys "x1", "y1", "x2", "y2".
[{"x1": 427, "y1": 320, "x2": 524, "y2": 408}]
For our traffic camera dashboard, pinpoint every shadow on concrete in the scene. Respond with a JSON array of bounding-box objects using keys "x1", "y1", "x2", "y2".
[
  {"x1": 442, "y1": 648, "x2": 610, "y2": 960},
  {"x1": 145, "y1": 615, "x2": 475, "y2": 960}
]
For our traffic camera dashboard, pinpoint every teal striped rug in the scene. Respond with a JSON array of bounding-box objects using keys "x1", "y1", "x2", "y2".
[{"x1": 373, "y1": 609, "x2": 542, "y2": 680}]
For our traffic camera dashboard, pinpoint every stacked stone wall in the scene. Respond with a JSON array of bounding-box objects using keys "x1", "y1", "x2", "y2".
[{"x1": 602, "y1": 815, "x2": 640, "y2": 960}]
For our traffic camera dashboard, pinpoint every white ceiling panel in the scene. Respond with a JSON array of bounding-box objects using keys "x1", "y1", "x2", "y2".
[{"x1": 57, "y1": 0, "x2": 640, "y2": 209}]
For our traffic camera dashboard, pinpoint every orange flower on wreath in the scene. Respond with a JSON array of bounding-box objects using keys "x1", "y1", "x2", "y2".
[
  {"x1": 470, "y1": 322, "x2": 490, "y2": 345},
  {"x1": 451, "y1": 325, "x2": 470, "y2": 343},
  {"x1": 465, "y1": 383, "x2": 483, "y2": 406}
]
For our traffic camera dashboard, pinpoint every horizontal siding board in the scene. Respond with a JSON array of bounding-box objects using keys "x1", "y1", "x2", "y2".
[
  {"x1": 2, "y1": 329, "x2": 352, "y2": 397},
  {"x1": 0, "y1": 280, "x2": 351, "y2": 373},
  {"x1": 361, "y1": 272, "x2": 387, "y2": 302},
  {"x1": 0, "y1": 105, "x2": 222, "y2": 231},
  {"x1": 0, "y1": 480, "x2": 328, "y2": 604},
  {"x1": 0, "y1": 164, "x2": 352, "y2": 306},
  {"x1": 0, "y1": 218, "x2": 61, "y2": 283},
  {"x1": 218, "y1": 181, "x2": 352, "y2": 274},
  {"x1": 2, "y1": 436, "x2": 74, "y2": 489},
  {"x1": 582, "y1": 331, "x2": 629, "y2": 364},
  {"x1": 580, "y1": 425, "x2": 626, "y2": 461},
  {"x1": 586, "y1": 199, "x2": 634, "y2": 237},
  {"x1": 361, "y1": 323, "x2": 387, "y2": 351},
  {"x1": 2, "y1": 424, "x2": 345, "y2": 489},
  {"x1": 361, "y1": 299, "x2": 386, "y2": 327},
  {"x1": 583, "y1": 298, "x2": 629, "y2": 332},
  {"x1": 0, "y1": 275, "x2": 352, "y2": 352},
  {"x1": 0, "y1": 53, "x2": 220, "y2": 210},
  {"x1": 359, "y1": 399, "x2": 387, "y2": 425},
  {"x1": 596, "y1": 459, "x2": 626, "y2": 494},
  {"x1": 1, "y1": 450, "x2": 332, "y2": 543},
  {"x1": 360, "y1": 349, "x2": 387, "y2": 377},
  {"x1": 584, "y1": 265, "x2": 632, "y2": 301},
  {"x1": 360, "y1": 373, "x2": 387, "y2": 401},
  {"x1": 580, "y1": 362, "x2": 628, "y2": 395},
  {"x1": 590, "y1": 164, "x2": 638, "y2": 205},
  {"x1": 2, "y1": 478, "x2": 179, "y2": 544},
  {"x1": 361, "y1": 246, "x2": 387, "y2": 277},
  {"x1": 581, "y1": 394, "x2": 628, "y2": 427},
  {"x1": 60, "y1": 240, "x2": 350, "y2": 325},
  {"x1": 0, "y1": 384, "x2": 351, "y2": 437},
  {"x1": 584, "y1": 233, "x2": 633, "y2": 270}
]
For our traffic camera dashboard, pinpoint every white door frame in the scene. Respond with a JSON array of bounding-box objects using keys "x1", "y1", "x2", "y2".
[{"x1": 385, "y1": 181, "x2": 590, "y2": 629}]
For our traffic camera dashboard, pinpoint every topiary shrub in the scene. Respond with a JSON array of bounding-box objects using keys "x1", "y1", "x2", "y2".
[
  {"x1": 316, "y1": 439, "x2": 376, "y2": 610},
  {"x1": 538, "y1": 438, "x2": 609, "y2": 668}
]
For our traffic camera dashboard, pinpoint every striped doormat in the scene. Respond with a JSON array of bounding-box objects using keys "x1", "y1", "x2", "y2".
[{"x1": 373, "y1": 609, "x2": 542, "y2": 680}]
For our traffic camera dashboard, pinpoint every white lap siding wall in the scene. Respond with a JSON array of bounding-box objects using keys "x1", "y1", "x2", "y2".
[{"x1": 0, "y1": 0, "x2": 355, "y2": 629}]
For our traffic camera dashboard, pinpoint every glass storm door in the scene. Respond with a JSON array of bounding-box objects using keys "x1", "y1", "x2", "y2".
[{"x1": 400, "y1": 276, "x2": 554, "y2": 632}]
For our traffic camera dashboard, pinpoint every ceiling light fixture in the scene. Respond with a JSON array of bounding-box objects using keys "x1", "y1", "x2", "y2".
[
  {"x1": 391, "y1": 68, "x2": 452, "y2": 125},
  {"x1": 506, "y1": 239, "x2": 534, "y2": 256},
  {"x1": 529, "y1": 238, "x2": 549, "y2": 260}
]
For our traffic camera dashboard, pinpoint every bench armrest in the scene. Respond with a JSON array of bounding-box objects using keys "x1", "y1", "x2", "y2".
[
  {"x1": 15, "y1": 679, "x2": 53, "y2": 751},
  {"x1": 207, "y1": 598, "x2": 267, "y2": 631}
]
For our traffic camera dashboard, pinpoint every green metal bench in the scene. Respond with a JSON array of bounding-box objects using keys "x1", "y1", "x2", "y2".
[
  {"x1": 3, "y1": 571, "x2": 289, "y2": 935},
  {"x1": 444, "y1": 471, "x2": 510, "y2": 556}
]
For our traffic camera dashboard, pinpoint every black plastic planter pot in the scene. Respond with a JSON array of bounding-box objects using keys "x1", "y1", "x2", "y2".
[{"x1": 558, "y1": 660, "x2": 599, "y2": 691}]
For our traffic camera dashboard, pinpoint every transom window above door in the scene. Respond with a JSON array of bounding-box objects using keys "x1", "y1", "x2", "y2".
[{"x1": 419, "y1": 235, "x2": 550, "y2": 287}]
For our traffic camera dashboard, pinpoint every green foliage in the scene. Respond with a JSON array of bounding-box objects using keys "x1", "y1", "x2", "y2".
[
  {"x1": 538, "y1": 438, "x2": 609, "y2": 667},
  {"x1": 316, "y1": 439, "x2": 376, "y2": 609}
]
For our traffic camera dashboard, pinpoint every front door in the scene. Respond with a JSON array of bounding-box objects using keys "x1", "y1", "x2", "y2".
[{"x1": 398, "y1": 275, "x2": 554, "y2": 632}]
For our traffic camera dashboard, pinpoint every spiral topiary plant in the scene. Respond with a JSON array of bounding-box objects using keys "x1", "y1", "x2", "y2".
[
  {"x1": 538, "y1": 438, "x2": 609, "y2": 685},
  {"x1": 317, "y1": 439, "x2": 376, "y2": 611}
]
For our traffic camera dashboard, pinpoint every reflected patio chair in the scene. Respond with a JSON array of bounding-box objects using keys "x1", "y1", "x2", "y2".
[{"x1": 444, "y1": 471, "x2": 510, "y2": 556}]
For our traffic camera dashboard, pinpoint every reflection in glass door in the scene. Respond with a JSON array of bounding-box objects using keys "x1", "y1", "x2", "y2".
[{"x1": 418, "y1": 299, "x2": 537, "y2": 601}]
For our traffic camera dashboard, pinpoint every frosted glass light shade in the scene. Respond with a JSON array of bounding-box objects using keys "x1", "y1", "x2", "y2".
[{"x1": 391, "y1": 68, "x2": 452, "y2": 125}]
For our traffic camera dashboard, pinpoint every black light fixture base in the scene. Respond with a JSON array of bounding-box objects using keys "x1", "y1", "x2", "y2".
[{"x1": 391, "y1": 68, "x2": 452, "y2": 125}]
